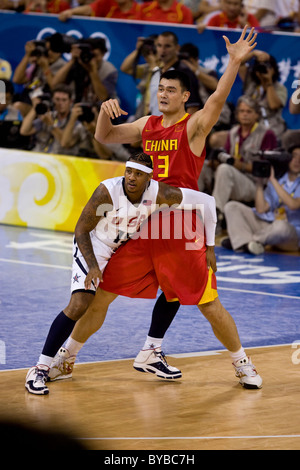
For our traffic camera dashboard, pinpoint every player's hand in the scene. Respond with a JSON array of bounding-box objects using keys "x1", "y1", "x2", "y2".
[
  {"x1": 206, "y1": 245, "x2": 217, "y2": 273},
  {"x1": 85, "y1": 266, "x2": 103, "y2": 290},
  {"x1": 223, "y1": 25, "x2": 257, "y2": 63},
  {"x1": 101, "y1": 99, "x2": 128, "y2": 120}
]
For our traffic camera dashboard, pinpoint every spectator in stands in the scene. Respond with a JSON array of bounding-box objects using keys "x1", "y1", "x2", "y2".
[
  {"x1": 139, "y1": 0, "x2": 194, "y2": 24},
  {"x1": 281, "y1": 82, "x2": 300, "y2": 152},
  {"x1": 199, "y1": 95, "x2": 278, "y2": 232},
  {"x1": 240, "y1": 51, "x2": 288, "y2": 140},
  {"x1": 222, "y1": 145, "x2": 300, "y2": 254},
  {"x1": 61, "y1": 103, "x2": 131, "y2": 160},
  {"x1": 120, "y1": 35, "x2": 161, "y2": 119},
  {"x1": 0, "y1": 58, "x2": 12, "y2": 80},
  {"x1": 206, "y1": 0, "x2": 260, "y2": 28},
  {"x1": 20, "y1": 84, "x2": 88, "y2": 156},
  {"x1": 148, "y1": 31, "x2": 202, "y2": 116},
  {"x1": 24, "y1": 0, "x2": 70, "y2": 14},
  {"x1": 58, "y1": 0, "x2": 142, "y2": 21},
  {"x1": 0, "y1": 80, "x2": 23, "y2": 121},
  {"x1": 51, "y1": 37, "x2": 118, "y2": 107},
  {"x1": 12, "y1": 34, "x2": 66, "y2": 117},
  {"x1": 242, "y1": 0, "x2": 277, "y2": 28},
  {"x1": 183, "y1": 0, "x2": 220, "y2": 22}
]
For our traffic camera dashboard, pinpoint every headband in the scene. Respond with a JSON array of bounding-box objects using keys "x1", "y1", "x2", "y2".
[{"x1": 126, "y1": 161, "x2": 153, "y2": 174}]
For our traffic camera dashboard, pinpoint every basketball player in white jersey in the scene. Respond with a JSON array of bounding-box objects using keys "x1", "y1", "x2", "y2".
[{"x1": 25, "y1": 152, "x2": 217, "y2": 395}]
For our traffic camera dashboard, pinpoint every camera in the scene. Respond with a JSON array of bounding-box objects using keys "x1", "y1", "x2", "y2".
[
  {"x1": 77, "y1": 43, "x2": 94, "y2": 64},
  {"x1": 210, "y1": 148, "x2": 234, "y2": 165},
  {"x1": 77, "y1": 103, "x2": 95, "y2": 123},
  {"x1": 252, "y1": 150, "x2": 292, "y2": 179},
  {"x1": 30, "y1": 40, "x2": 48, "y2": 58},
  {"x1": 139, "y1": 36, "x2": 157, "y2": 57},
  {"x1": 35, "y1": 93, "x2": 52, "y2": 115},
  {"x1": 253, "y1": 60, "x2": 272, "y2": 75}
]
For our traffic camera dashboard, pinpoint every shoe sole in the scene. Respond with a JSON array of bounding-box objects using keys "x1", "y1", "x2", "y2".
[
  {"x1": 48, "y1": 374, "x2": 72, "y2": 382},
  {"x1": 25, "y1": 383, "x2": 49, "y2": 395},
  {"x1": 133, "y1": 365, "x2": 182, "y2": 380}
]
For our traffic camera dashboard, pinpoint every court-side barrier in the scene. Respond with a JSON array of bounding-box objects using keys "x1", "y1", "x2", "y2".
[{"x1": 0, "y1": 148, "x2": 124, "y2": 232}]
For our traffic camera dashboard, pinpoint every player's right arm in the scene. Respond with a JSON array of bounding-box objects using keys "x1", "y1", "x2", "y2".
[
  {"x1": 95, "y1": 99, "x2": 149, "y2": 145},
  {"x1": 75, "y1": 184, "x2": 113, "y2": 289}
]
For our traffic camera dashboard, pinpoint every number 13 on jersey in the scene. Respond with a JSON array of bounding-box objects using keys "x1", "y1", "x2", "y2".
[{"x1": 150, "y1": 154, "x2": 169, "y2": 178}]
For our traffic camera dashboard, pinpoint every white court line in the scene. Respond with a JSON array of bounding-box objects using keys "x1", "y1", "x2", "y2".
[
  {"x1": 2, "y1": 257, "x2": 299, "y2": 300},
  {"x1": 78, "y1": 434, "x2": 300, "y2": 441},
  {"x1": 0, "y1": 258, "x2": 71, "y2": 270}
]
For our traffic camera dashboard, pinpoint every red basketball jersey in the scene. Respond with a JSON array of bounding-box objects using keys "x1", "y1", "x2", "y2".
[{"x1": 142, "y1": 113, "x2": 205, "y2": 190}]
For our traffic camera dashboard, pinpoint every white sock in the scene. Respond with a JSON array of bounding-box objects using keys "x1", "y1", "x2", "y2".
[
  {"x1": 142, "y1": 336, "x2": 163, "y2": 350},
  {"x1": 65, "y1": 337, "x2": 84, "y2": 357},
  {"x1": 37, "y1": 354, "x2": 53, "y2": 369},
  {"x1": 230, "y1": 346, "x2": 247, "y2": 364}
]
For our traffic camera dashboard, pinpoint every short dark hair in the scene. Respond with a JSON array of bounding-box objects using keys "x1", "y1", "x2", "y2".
[
  {"x1": 159, "y1": 31, "x2": 178, "y2": 45},
  {"x1": 52, "y1": 84, "x2": 73, "y2": 99},
  {"x1": 128, "y1": 152, "x2": 153, "y2": 170},
  {"x1": 160, "y1": 69, "x2": 190, "y2": 92}
]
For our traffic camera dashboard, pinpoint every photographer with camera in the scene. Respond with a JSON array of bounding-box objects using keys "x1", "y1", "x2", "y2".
[
  {"x1": 60, "y1": 102, "x2": 131, "y2": 160},
  {"x1": 20, "y1": 84, "x2": 86, "y2": 155},
  {"x1": 199, "y1": 95, "x2": 277, "y2": 232},
  {"x1": 222, "y1": 145, "x2": 300, "y2": 255},
  {"x1": 120, "y1": 35, "x2": 161, "y2": 119},
  {"x1": 12, "y1": 35, "x2": 67, "y2": 117},
  {"x1": 239, "y1": 50, "x2": 288, "y2": 139},
  {"x1": 52, "y1": 38, "x2": 118, "y2": 107}
]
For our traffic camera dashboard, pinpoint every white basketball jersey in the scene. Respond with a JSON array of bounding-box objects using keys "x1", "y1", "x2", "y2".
[{"x1": 92, "y1": 176, "x2": 159, "y2": 250}]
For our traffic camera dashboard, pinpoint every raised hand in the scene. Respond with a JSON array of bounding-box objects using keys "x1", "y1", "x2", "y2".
[
  {"x1": 223, "y1": 25, "x2": 257, "y2": 63},
  {"x1": 101, "y1": 99, "x2": 128, "y2": 120}
]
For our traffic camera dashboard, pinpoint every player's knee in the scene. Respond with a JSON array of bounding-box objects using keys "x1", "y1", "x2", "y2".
[{"x1": 65, "y1": 292, "x2": 94, "y2": 321}]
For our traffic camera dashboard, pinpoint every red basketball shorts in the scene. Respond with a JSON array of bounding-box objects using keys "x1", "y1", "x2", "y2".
[{"x1": 100, "y1": 209, "x2": 218, "y2": 305}]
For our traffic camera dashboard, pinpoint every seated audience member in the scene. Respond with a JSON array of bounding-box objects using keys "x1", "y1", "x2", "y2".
[
  {"x1": 222, "y1": 145, "x2": 300, "y2": 254},
  {"x1": 12, "y1": 34, "x2": 66, "y2": 116},
  {"x1": 139, "y1": 0, "x2": 194, "y2": 24},
  {"x1": 51, "y1": 37, "x2": 118, "y2": 107},
  {"x1": 59, "y1": 0, "x2": 142, "y2": 21},
  {"x1": 0, "y1": 58, "x2": 12, "y2": 80},
  {"x1": 24, "y1": 0, "x2": 70, "y2": 13},
  {"x1": 120, "y1": 35, "x2": 161, "y2": 119},
  {"x1": 0, "y1": 80, "x2": 22, "y2": 121},
  {"x1": 242, "y1": 0, "x2": 277, "y2": 28},
  {"x1": 0, "y1": 80, "x2": 29, "y2": 149},
  {"x1": 185, "y1": 0, "x2": 220, "y2": 22},
  {"x1": 148, "y1": 31, "x2": 202, "y2": 116},
  {"x1": 20, "y1": 84, "x2": 87, "y2": 156},
  {"x1": 199, "y1": 96, "x2": 277, "y2": 231},
  {"x1": 61, "y1": 103, "x2": 131, "y2": 160},
  {"x1": 206, "y1": 0, "x2": 260, "y2": 28},
  {"x1": 239, "y1": 51, "x2": 288, "y2": 140}
]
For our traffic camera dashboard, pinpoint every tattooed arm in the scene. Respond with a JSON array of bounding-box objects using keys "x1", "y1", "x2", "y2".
[{"x1": 74, "y1": 183, "x2": 113, "y2": 289}]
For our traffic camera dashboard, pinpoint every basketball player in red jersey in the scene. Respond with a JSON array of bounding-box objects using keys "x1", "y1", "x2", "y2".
[{"x1": 50, "y1": 27, "x2": 263, "y2": 389}]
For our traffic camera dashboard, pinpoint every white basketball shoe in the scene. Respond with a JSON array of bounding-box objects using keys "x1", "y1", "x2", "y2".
[
  {"x1": 133, "y1": 347, "x2": 182, "y2": 379},
  {"x1": 233, "y1": 356, "x2": 263, "y2": 389},
  {"x1": 48, "y1": 348, "x2": 76, "y2": 382}
]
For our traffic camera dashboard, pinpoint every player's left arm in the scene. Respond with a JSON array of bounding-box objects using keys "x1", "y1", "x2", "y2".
[{"x1": 157, "y1": 183, "x2": 217, "y2": 246}]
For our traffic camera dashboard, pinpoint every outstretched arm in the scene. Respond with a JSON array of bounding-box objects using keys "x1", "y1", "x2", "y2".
[{"x1": 190, "y1": 26, "x2": 257, "y2": 138}]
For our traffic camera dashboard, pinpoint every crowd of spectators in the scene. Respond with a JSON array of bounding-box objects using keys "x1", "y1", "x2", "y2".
[{"x1": 0, "y1": 0, "x2": 299, "y2": 253}]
